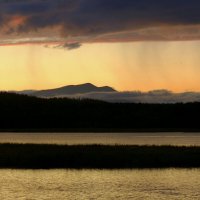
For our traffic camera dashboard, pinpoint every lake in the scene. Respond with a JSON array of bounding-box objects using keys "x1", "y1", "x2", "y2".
[
  {"x1": 1, "y1": 132, "x2": 200, "y2": 199},
  {"x1": 0, "y1": 132, "x2": 200, "y2": 146},
  {"x1": 0, "y1": 169, "x2": 199, "y2": 200}
]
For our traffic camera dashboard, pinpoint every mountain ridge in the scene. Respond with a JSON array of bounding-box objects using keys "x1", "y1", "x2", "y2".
[
  {"x1": 11, "y1": 84, "x2": 200, "y2": 103},
  {"x1": 21, "y1": 83, "x2": 116, "y2": 97}
]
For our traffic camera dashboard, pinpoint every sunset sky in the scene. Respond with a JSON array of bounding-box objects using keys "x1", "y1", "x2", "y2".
[{"x1": 1, "y1": 0, "x2": 200, "y2": 92}]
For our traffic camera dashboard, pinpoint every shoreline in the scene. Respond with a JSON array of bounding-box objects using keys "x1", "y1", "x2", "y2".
[{"x1": 0, "y1": 144, "x2": 200, "y2": 169}]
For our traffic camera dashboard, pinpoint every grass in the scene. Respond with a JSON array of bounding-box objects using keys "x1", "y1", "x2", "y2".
[{"x1": 0, "y1": 144, "x2": 199, "y2": 169}]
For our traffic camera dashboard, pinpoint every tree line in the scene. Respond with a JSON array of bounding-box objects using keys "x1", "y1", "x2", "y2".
[{"x1": 0, "y1": 92, "x2": 199, "y2": 132}]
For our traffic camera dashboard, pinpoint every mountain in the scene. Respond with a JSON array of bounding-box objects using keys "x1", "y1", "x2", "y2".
[
  {"x1": 27, "y1": 83, "x2": 116, "y2": 97},
  {"x1": 13, "y1": 84, "x2": 200, "y2": 103}
]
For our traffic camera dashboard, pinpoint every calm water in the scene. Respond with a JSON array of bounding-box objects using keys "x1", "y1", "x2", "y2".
[
  {"x1": 0, "y1": 132, "x2": 200, "y2": 146},
  {"x1": 0, "y1": 169, "x2": 199, "y2": 200},
  {"x1": 0, "y1": 134, "x2": 200, "y2": 199}
]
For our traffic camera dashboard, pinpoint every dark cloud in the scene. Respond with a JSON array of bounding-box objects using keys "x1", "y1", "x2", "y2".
[
  {"x1": 1, "y1": 0, "x2": 200, "y2": 45},
  {"x1": 54, "y1": 42, "x2": 82, "y2": 50},
  {"x1": 0, "y1": 15, "x2": 3, "y2": 24}
]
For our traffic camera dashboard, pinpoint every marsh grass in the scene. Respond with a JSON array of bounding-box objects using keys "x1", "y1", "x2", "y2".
[{"x1": 0, "y1": 144, "x2": 199, "y2": 169}]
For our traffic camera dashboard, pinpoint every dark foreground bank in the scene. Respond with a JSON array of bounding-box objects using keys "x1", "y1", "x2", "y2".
[{"x1": 0, "y1": 144, "x2": 200, "y2": 169}]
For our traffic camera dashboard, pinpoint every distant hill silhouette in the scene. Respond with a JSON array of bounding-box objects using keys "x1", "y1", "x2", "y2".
[
  {"x1": 12, "y1": 84, "x2": 200, "y2": 103},
  {"x1": 26, "y1": 83, "x2": 116, "y2": 97}
]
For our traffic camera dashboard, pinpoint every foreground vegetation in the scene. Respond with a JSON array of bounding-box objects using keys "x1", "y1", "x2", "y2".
[
  {"x1": 0, "y1": 144, "x2": 199, "y2": 169},
  {"x1": 0, "y1": 92, "x2": 200, "y2": 132}
]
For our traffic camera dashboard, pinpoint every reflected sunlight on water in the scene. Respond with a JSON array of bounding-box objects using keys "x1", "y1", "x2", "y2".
[
  {"x1": 0, "y1": 169, "x2": 200, "y2": 200},
  {"x1": 0, "y1": 132, "x2": 200, "y2": 146}
]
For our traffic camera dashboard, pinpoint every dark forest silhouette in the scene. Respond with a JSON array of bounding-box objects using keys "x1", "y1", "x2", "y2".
[{"x1": 0, "y1": 92, "x2": 200, "y2": 132}]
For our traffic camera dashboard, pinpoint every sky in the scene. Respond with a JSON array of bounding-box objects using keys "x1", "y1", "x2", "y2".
[{"x1": 1, "y1": 0, "x2": 200, "y2": 92}]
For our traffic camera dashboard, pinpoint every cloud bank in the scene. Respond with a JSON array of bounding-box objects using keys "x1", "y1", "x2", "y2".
[
  {"x1": 62, "y1": 90, "x2": 200, "y2": 104},
  {"x1": 1, "y1": 0, "x2": 200, "y2": 46}
]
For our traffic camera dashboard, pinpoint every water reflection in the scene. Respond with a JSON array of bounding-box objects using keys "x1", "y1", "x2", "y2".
[
  {"x1": 0, "y1": 169, "x2": 200, "y2": 200},
  {"x1": 0, "y1": 132, "x2": 200, "y2": 146}
]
